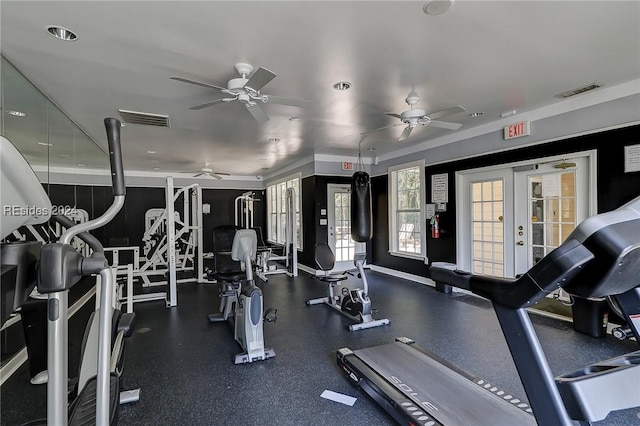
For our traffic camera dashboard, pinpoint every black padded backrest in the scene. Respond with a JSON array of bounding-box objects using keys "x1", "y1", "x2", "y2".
[
  {"x1": 315, "y1": 243, "x2": 336, "y2": 272},
  {"x1": 213, "y1": 225, "x2": 241, "y2": 273},
  {"x1": 251, "y1": 226, "x2": 267, "y2": 248}
]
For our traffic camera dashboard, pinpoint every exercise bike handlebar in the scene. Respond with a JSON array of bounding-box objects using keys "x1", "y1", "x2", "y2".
[{"x1": 60, "y1": 118, "x2": 125, "y2": 245}]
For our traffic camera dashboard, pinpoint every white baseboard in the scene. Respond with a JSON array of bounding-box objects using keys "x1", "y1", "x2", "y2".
[{"x1": 369, "y1": 265, "x2": 436, "y2": 287}]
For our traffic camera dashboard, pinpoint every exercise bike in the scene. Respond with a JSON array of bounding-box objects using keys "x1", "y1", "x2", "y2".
[
  {"x1": 306, "y1": 245, "x2": 390, "y2": 331},
  {"x1": 209, "y1": 229, "x2": 276, "y2": 364}
]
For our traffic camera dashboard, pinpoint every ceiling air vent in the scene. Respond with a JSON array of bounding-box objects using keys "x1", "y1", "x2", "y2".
[
  {"x1": 554, "y1": 83, "x2": 603, "y2": 99},
  {"x1": 118, "y1": 109, "x2": 171, "y2": 127}
]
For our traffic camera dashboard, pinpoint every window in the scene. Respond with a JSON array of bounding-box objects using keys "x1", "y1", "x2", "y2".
[
  {"x1": 266, "y1": 174, "x2": 302, "y2": 249},
  {"x1": 389, "y1": 161, "x2": 425, "y2": 258}
]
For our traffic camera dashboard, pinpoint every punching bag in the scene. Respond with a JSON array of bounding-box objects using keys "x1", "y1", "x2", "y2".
[{"x1": 351, "y1": 171, "x2": 373, "y2": 242}]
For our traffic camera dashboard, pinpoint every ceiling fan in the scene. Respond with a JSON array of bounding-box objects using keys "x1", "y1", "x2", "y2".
[
  {"x1": 170, "y1": 62, "x2": 311, "y2": 123},
  {"x1": 192, "y1": 163, "x2": 230, "y2": 180},
  {"x1": 362, "y1": 92, "x2": 465, "y2": 142}
]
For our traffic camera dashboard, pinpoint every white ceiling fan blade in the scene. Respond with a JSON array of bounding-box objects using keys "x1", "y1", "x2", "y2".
[
  {"x1": 384, "y1": 112, "x2": 402, "y2": 119},
  {"x1": 265, "y1": 95, "x2": 312, "y2": 108},
  {"x1": 428, "y1": 120, "x2": 462, "y2": 130},
  {"x1": 170, "y1": 76, "x2": 227, "y2": 91},
  {"x1": 193, "y1": 172, "x2": 205, "y2": 177},
  {"x1": 398, "y1": 126, "x2": 413, "y2": 142},
  {"x1": 210, "y1": 173, "x2": 224, "y2": 180},
  {"x1": 246, "y1": 103, "x2": 269, "y2": 123},
  {"x1": 360, "y1": 123, "x2": 402, "y2": 135},
  {"x1": 244, "y1": 67, "x2": 276, "y2": 92},
  {"x1": 213, "y1": 172, "x2": 230, "y2": 176},
  {"x1": 189, "y1": 99, "x2": 226, "y2": 110},
  {"x1": 427, "y1": 106, "x2": 466, "y2": 120}
]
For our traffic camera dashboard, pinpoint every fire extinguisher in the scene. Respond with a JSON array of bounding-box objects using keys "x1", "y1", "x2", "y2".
[{"x1": 431, "y1": 214, "x2": 440, "y2": 239}]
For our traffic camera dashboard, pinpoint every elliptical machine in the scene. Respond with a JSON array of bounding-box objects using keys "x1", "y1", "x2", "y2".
[{"x1": 35, "y1": 118, "x2": 131, "y2": 425}]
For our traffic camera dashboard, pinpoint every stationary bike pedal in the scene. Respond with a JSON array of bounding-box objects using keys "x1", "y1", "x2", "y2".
[{"x1": 264, "y1": 307, "x2": 278, "y2": 323}]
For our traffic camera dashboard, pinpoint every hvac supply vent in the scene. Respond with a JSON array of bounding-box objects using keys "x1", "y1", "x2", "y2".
[
  {"x1": 118, "y1": 109, "x2": 171, "y2": 127},
  {"x1": 554, "y1": 83, "x2": 603, "y2": 99}
]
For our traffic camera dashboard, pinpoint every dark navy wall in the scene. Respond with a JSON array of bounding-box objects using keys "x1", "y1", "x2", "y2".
[{"x1": 372, "y1": 124, "x2": 640, "y2": 277}]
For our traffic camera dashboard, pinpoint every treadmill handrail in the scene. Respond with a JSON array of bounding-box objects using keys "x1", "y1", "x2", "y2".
[{"x1": 430, "y1": 238, "x2": 594, "y2": 309}]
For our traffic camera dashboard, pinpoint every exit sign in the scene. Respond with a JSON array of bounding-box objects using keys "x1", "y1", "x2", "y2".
[
  {"x1": 342, "y1": 162, "x2": 353, "y2": 171},
  {"x1": 504, "y1": 121, "x2": 531, "y2": 140}
]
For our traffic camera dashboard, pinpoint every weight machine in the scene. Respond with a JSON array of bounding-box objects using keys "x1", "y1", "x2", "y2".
[
  {"x1": 105, "y1": 176, "x2": 212, "y2": 309},
  {"x1": 234, "y1": 189, "x2": 298, "y2": 282}
]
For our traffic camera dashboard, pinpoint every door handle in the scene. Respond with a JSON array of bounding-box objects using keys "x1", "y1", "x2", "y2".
[{"x1": 516, "y1": 241, "x2": 524, "y2": 246}]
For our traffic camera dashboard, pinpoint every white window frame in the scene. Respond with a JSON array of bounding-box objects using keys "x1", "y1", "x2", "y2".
[
  {"x1": 266, "y1": 173, "x2": 302, "y2": 250},
  {"x1": 388, "y1": 160, "x2": 426, "y2": 260}
]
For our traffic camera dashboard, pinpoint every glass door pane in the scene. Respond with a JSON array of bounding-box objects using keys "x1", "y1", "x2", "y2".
[{"x1": 471, "y1": 179, "x2": 505, "y2": 277}]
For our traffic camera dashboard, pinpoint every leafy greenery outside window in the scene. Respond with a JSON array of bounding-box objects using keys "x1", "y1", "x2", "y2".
[{"x1": 388, "y1": 161, "x2": 426, "y2": 259}]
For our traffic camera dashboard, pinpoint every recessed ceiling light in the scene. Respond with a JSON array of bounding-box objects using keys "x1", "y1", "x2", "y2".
[
  {"x1": 7, "y1": 110, "x2": 27, "y2": 117},
  {"x1": 77, "y1": 163, "x2": 86, "y2": 167},
  {"x1": 146, "y1": 150, "x2": 157, "y2": 154},
  {"x1": 38, "y1": 142, "x2": 54, "y2": 147},
  {"x1": 333, "y1": 81, "x2": 352, "y2": 91},
  {"x1": 423, "y1": 0, "x2": 455, "y2": 15},
  {"x1": 469, "y1": 112, "x2": 484, "y2": 117},
  {"x1": 47, "y1": 25, "x2": 78, "y2": 41},
  {"x1": 368, "y1": 147, "x2": 376, "y2": 152},
  {"x1": 289, "y1": 117, "x2": 302, "y2": 123},
  {"x1": 268, "y1": 138, "x2": 280, "y2": 143}
]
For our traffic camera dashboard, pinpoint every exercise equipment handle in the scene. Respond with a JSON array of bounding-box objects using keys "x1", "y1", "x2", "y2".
[
  {"x1": 52, "y1": 215, "x2": 104, "y2": 254},
  {"x1": 104, "y1": 118, "x2": 125, "y2": 197},
  {"x1": 60, "y1": 118, "x2": 125, "y2": 245}
]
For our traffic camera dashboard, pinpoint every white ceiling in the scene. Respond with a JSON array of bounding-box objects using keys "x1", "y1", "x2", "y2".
[{"x1": 2, "y1": 1, "x2": 639, "y2": 178}]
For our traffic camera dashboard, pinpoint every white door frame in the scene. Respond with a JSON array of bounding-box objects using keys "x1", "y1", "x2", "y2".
[
  {"x1": 513, "y1": 155, "x2": 593, "y2": 276},
  {"x1": 456, "y1": 168, "x2": 514, "y2": 276},
  {"x1": 327, "y1": 184, "x2": 364, "y2": 271},
  {"x1": 456, "y1": 150, "x2": 597, "y2": 278}
]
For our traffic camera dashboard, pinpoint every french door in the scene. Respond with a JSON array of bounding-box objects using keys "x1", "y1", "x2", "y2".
[
  {"x1": 327, "y1": 184, "x2": 364, "y2": 271},
  {"x1": 457, "y1": 152, "x2": 594, "y2": 279},
  {"x1": 513, "y1": 157, "x2": 590, "y2": 277}
]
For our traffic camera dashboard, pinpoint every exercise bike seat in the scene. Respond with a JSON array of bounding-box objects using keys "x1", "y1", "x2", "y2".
[{"x1": 215, "y1": 270, "x2": 246, "y2": 283}]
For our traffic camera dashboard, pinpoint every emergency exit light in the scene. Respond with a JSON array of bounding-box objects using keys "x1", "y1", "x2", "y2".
[{"x1": 504, "y1": 121, "x2": 531, "y2": 140}]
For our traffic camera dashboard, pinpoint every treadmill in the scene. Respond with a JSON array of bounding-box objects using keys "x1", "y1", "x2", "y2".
[{"x1": 338, "y1": 195, "x2": 640, "y2": 425}]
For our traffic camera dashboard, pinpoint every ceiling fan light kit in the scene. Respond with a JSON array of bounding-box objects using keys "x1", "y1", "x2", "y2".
[
  {"x1": 171, "y1": 62, "x2": 310, "y2": 123},
  {"x1": 362, "y1": 92, "x2": 465, "y2": 142},
  {"x1": 191, "y1": 163, "x2": 230, "y2": 179}
]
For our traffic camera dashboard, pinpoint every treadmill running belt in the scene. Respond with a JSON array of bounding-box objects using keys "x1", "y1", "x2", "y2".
[{"x1": 354, "y1": 342, "x2": 536, "y2": 425}]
